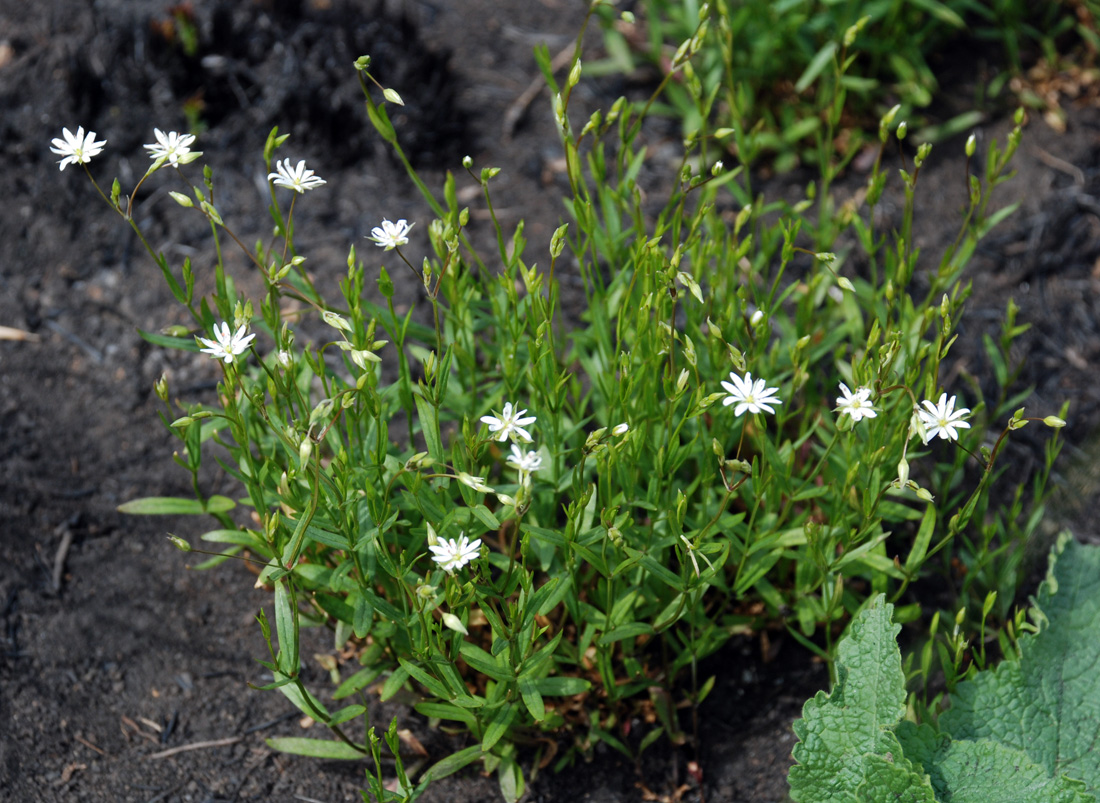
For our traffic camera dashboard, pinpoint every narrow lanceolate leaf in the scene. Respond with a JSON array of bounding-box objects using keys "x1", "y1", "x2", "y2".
[
  {"x1": 117, "y1": 495, "x2": 235, "y2": 515},
  {"x1": 940, "y1": 534, "x2": 1100, "y2": 794},
  {"x1": 789, "y1": 595, "x2": 906, "y2": 802},
  {"x1": 266, "y1": 736, "x2": 366, "y2": 760}
]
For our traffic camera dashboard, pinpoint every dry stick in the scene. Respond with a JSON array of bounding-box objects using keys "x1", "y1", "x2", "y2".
[
  {"x1": 502, "y1": 42, "x2": 576, "y2": 141},
  {"x1": 146, "y1": 736, "x2": 241, "y2": 760},
  {"x1": 74, "y1": 734, "x2": 107, "y2": 756},
  {"x1": 51, "y1": 524, "x2": 74, "y2": 592}
]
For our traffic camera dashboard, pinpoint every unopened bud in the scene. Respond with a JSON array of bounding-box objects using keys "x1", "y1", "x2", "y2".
[
  {"x1": 1043, "y1": 415, "x2": 1066, "y2": 428},
  {"x1": 383, "y1": 87, "x2": 404, "y2": 106},
  {"x1": 567, "y1": 59, "x2": 582, "y2": 89},
  {"x1": 154, "y1": 373, "x2": 169, "y2": 402},
  {"x1": 965, "y1": 134, "x2": 977, "y2": 158},
  {"x1": 749, "y1": 309, "x2": 764, "y2": 327},
  {"x1": 837, "y1": 277, "x2": 855, "y2": 293},
  {"x1": 915, "y1": 487, "x2": 934, "y2": 503},
  {"x1": 896, "y1": 121, "x2": 907, "y2": 140},
  {"x1": 299, "y1": 439, "x2": 313, "y2": 465},
  {"x1": 711, "y1": 160, "x2": 724, "y2": 177},
  {"x1": 169, "y1": 191, "x2": 194, "y2": 208},
  {"x1": 167, "y1": 534, "x2": 192, "y2": 552},
  {"x1": 441, "y1": 612, "x2": 468, "y2": 635},
  {"x1": 897, "y1": 457, "x2": 909, "y2": 488},
  {"x1": 612, "y1": 422, "x2": 630, "y2": 436}
]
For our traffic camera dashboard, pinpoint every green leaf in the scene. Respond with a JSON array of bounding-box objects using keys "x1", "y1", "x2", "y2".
[
  {"x1": 481, "y1": 702, "x2": 517, "y2": 752},
  {"x1": 855, "y1": 752, "x2": 935, "y2": 802},
  {"x1": 597, "y1": 622, "x2": 654, "y2": 645},
  {"x1": 398, "y1": 658, "x2": 452, "y2": 700},
  {"x1": 137, "y1": 328, "x2": 200, "y2": 352},
  {"x1": 789, "y1": 595, "x2": 905, "y2": 801},
  {"x1": 117, "y1": 495, "x2": 236, "y2": 515},
  {"x1": 518, "y1": 677, "x2": 545, "y2": 722},
  {"x1": 414, "y1": 393, "x2": 445, "y2": 466},
  {"x1": 498, "y1": 755, "x2": 525, "y2": 803},
  {"x1": 533, "y1": 677, "x2": 590, "y2": 696},
  {"x1": 939, "y1": 534, "x2": 1100, "y2": 793},
  {"x1": 424, "y1": 744, "x2": 484, "y2": 781},
  {"x1": 900, "y1": 724, "x2": 1094, "y2": 803},
  {"x1": 329, "y1": 704, "x2": 366, "y2": 726},
  {"x1": 266, "y1": 736, "x2": 366, "y2": 760},
  {"x1": 274, "y1": 579, "x2": 299, "y2": 675},
  {"x1": 414, "y1": 701, "x2": 477, "y2": 728},
  {"x1": 794, "y1": 41, "x2": 837, "y2": 94},
  {"x1": 333, "y1": 666, "x2": 383, "y2": 700}
]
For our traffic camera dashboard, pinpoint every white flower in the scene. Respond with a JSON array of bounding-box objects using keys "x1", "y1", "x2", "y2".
[
  {"x1": 197, "y1": 322, "x2": 256, "y2": 363},
  {"x1": 268, "y1": 158, "x2": 326, "y2": 193},
  {"x1": 506, "y1": 444, "x2": 542, "y2": 475},
  {"x1": 917, "y1": 393, "x2": 971, "y2": 442},
  {"x1": 836, "y1": 383, "x2": 877, "y2": 423},
  {"x1": 144, "y1": 128, "x2": 196, "y2": 167},
  {"x1": 50, "y1": 126, "x2": 106, "y2": 171},
  {"x1": 368, "y1": 218, "x2": 414, "y2": 250},
  {"x1": 480, "y1": 402, "x2": 536, "y2": 443},
  {"x1": 720, "y1": 371, "x2": 782, "y2": 417},
  {"x1": 457, "y1": 472, "x2": 493, "y2": 493},
  {"x1": 429, "y1": 533, "x2": 482, "y2": 574}
]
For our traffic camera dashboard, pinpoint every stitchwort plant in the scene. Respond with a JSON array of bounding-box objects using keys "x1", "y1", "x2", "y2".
[{"x1": 59, "y1": 4, "x2": 1067, "y2": 800}]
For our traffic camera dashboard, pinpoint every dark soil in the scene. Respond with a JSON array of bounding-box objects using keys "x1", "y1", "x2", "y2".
[{"x1": 2, "y1": 1, "x2": 1099, "y2": 801}]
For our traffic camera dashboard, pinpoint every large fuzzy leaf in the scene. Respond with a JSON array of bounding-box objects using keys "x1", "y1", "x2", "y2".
[
  {"x1": 940, "y1": 533, "x2": 1100, "y2": 794},
  {"x1": 789, "y1": 595, "x2": 909, "y2": 801}
]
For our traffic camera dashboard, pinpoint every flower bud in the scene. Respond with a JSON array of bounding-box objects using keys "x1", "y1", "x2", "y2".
[
  {"x1": 567, "y1": 58, "x2": 582, "y2": 89},
  {"x1": 154, "y1": 373, "x2": 169, "y2": 402},
  {"x1": 426, "y1": 522, "x2": 439, "y2": 547},
  {"x1": 383, "y1": 87, "x2": 404, "y2": 106},
  {"x1": 837, "y1": 276, "x2": 855, "y2": 293},
  {"x1": 896, "y1": 121, "x2": 907, "y2": 140},
  {"x1": 965, "y1": 134, "x2": 977, "y2": 158},
  {"x1": 298, "y1": 439, "x2": 312, "y2": 465},
  {"x1": 462, "y1": 155, "x2": 473, "y2": 169},
  {"x1": 169, "y1": 191, "x2": 194, "y2": 208},
  {"x1": 676, "y1": 368, "x2": 690, "y2": 394},
  {"x1": 441, "y1": 612, "x2": 468, "y2": 635},
  {"x1": 167, "y1": 534, "x2": 192, "y2": 552},
  {"x1": 710, "y1": 160, "x2": 724, "y2": 177},
  {"x1": 915, "y1": 487, "x2": 934, "y2": 503},
  {"x1": 1043, "y1": 415, "x2": 1066, "y2": 428},
  {"x1": 749, "y1": 309, "x2": 764, "y2": 327},
  {"x1": 897, "y1": 456, "x2": 909, "y2": 488},
  {"x1": 612, "y1": 422, "x2": 629, "y2": 436}
]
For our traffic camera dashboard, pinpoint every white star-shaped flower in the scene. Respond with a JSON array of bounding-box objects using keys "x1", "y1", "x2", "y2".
[
  {"x1": 720, "y1": 371, "x2": 782, "y2": 417},
  {"x1": 50, "y1": 126, "x2": 107, "y2": 171},
  {"x1": 268, "y1": 158, "x2": 326, "y2": 193},
  {"x1": 480, "y1": 402, "x2": 536, "y2": 443},
  {"x1": 917, "y1": 393, "x2": 971, "y2": 442},
  {"x1": 368, "y1": 219, "x2": 414, "y2": 250},
  {"x1": 429, "y1": 533, "x2": 482, "y2": 574},
  {"x1": 506, "y1": 444, "x2": 542, "y2": 475},
  {"x1": 836, "y1": 383, "x2": 877, "y2": 423},
  {"x1": 144, "y1": 128, "x2": 197, "y2": 167},
  {"x1": 196, "y1": 322, "x2": 256, "y2": 363}
]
